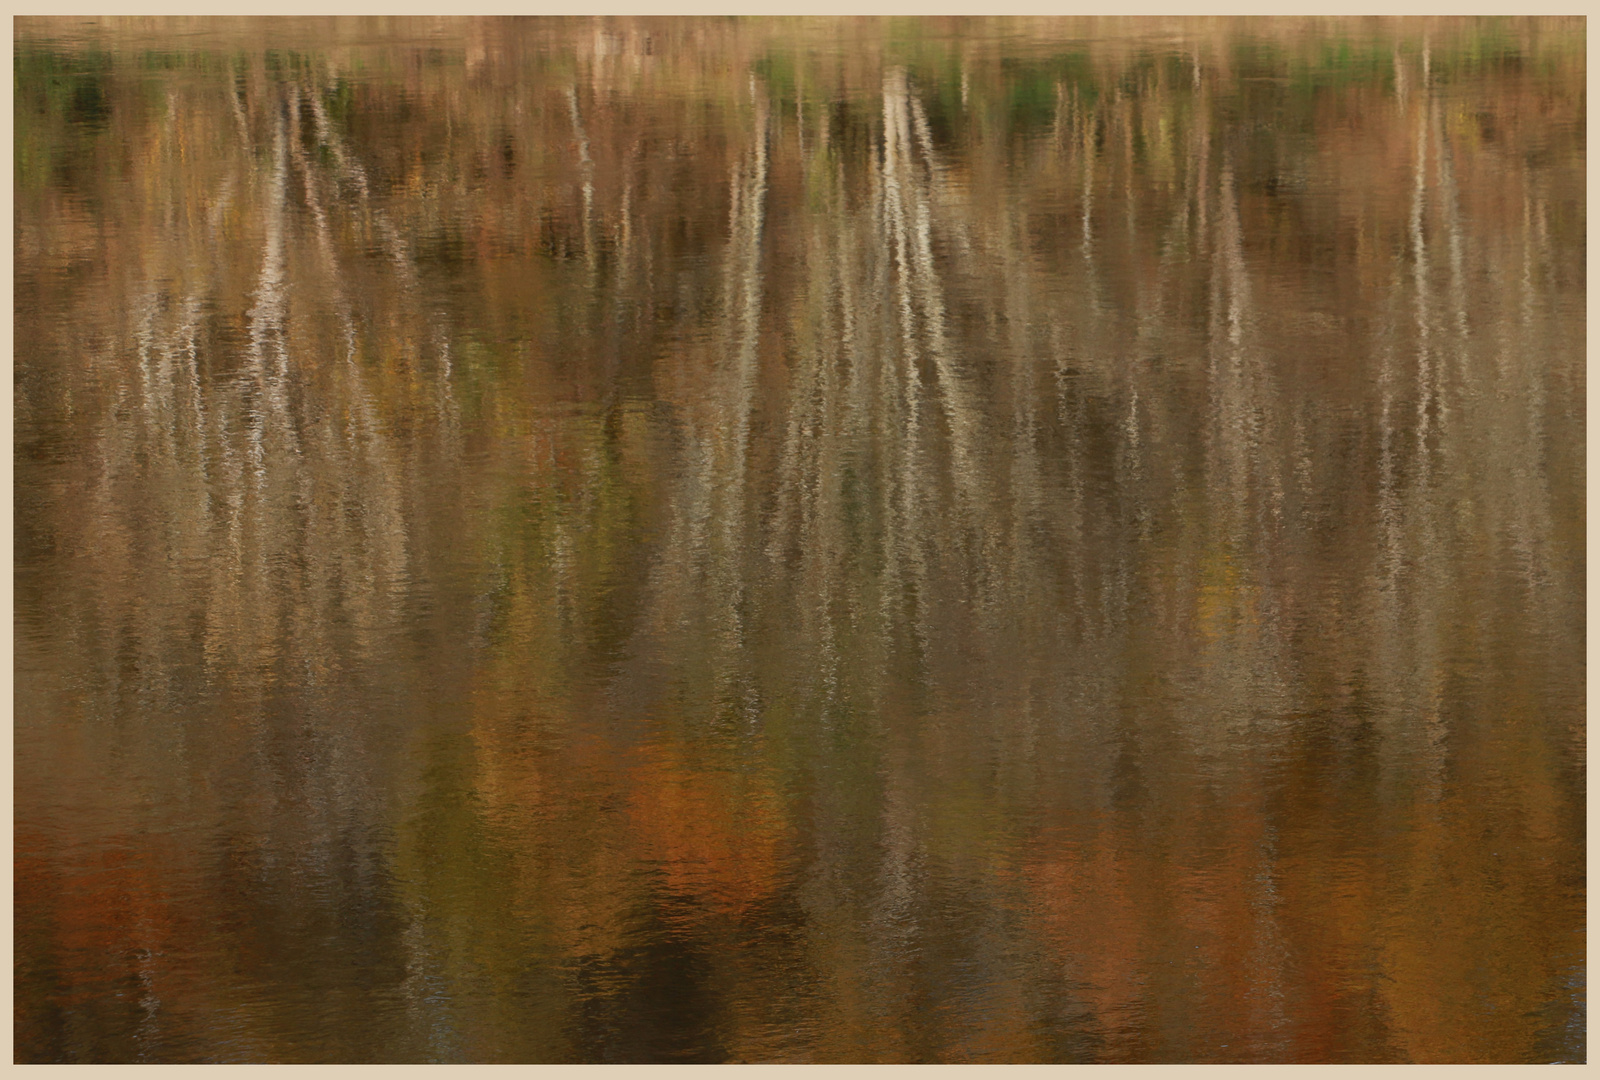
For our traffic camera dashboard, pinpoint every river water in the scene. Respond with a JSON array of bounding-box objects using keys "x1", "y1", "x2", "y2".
[{"x1": 14, "y1": 16, "x2": 1585, "y2": 1063}]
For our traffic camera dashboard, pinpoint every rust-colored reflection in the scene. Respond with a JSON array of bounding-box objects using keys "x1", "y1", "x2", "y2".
[{"x1": 14, "y1": 16, "x2": 1585, "y2": 1063}]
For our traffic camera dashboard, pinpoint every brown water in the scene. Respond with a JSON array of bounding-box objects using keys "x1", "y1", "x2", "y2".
[{"x1": 13, "y1": 16, "x2": 1585, "y2": 1064}]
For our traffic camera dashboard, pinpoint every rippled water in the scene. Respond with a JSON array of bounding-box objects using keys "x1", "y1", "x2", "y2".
[{"x1": 13, "y1": 16, "x2": 1585, "y2": 1064}]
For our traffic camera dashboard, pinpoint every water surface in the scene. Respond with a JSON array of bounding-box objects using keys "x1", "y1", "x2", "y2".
[{"x1": 13, "y1": 16, "x2": 1586, "y2": 1063}]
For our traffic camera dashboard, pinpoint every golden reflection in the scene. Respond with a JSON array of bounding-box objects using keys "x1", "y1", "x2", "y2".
[{"x1": 14, "y1": 16, "x2": 1584, "y2": 1064}]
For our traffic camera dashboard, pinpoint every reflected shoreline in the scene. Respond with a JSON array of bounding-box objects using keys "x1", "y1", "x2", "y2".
[{"x1": 14, "y1": 16, "x2": 1585, "y2": 1064}]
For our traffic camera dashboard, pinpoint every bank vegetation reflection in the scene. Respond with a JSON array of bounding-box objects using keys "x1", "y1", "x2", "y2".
[{"x1": 14, "y1": 17, "x2": 1584, "y2": 1063}]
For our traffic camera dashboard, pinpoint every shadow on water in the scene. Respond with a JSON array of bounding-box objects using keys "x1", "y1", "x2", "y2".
[{"x1": 567, "y1": 896, "x2": 728, "y2": 1064}]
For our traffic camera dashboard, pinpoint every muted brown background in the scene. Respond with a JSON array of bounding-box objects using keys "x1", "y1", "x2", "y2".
[{"x1": 12, "y1": 16, "x2": 1586, "y2": 1063}]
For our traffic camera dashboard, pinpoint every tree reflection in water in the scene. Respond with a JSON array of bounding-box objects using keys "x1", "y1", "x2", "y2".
[{"x1": 14, "y1": 16, "x2": 1585, "y2": 1064}]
